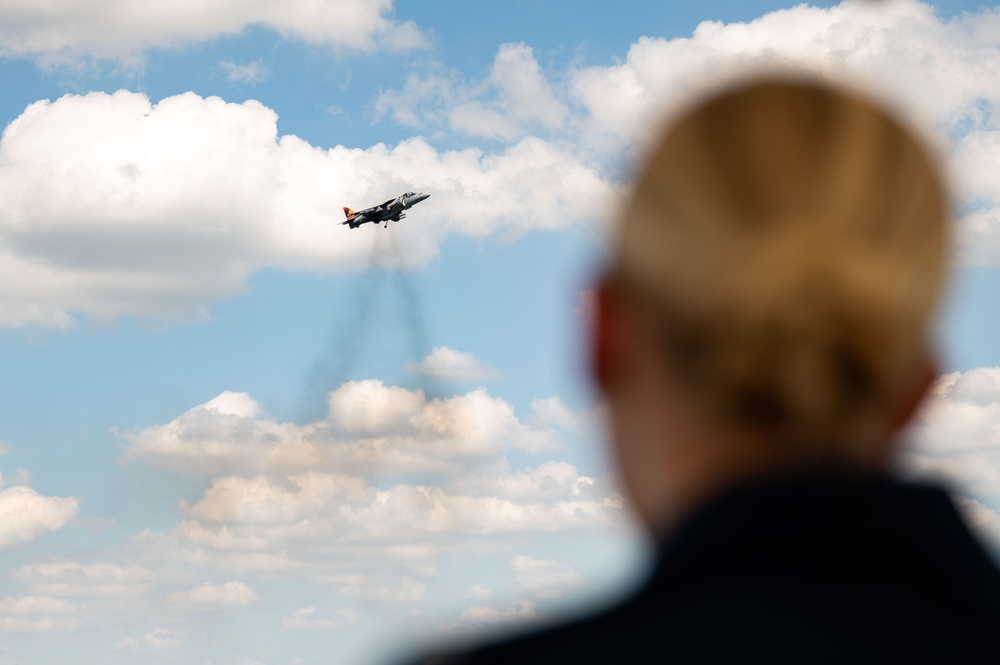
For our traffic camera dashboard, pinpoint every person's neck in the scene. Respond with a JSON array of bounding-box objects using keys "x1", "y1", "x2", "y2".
[{"x1": 647, "y1": 430, "x2": 890, "y2": 539}]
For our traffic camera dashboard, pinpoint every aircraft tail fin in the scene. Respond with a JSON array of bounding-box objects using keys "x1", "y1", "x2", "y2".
[{"x1": 343, "y1": 207, "x2": 355, "y2": 219}]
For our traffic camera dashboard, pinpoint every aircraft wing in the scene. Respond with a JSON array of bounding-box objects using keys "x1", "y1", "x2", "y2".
[
  {"x1": 356, "y1": 203, "x2": 384, "y2": 218},
  {"x1": 342, "y1": 203, "x2": 382, "y2": 227},
  {"x1": 359, "y1": 199, "x2": 397, "y2": 221}
]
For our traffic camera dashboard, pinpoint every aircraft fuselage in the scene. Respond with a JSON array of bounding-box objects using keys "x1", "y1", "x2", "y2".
[{"x1": 343, "y1": 192, "x2": 430, "y2": 229}]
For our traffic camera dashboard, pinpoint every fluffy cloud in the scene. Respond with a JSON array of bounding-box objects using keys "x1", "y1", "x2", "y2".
[
  {"x1": 376, "y1": 43, "x2": 567, "y2": 141},
  {"x1": 180, "y1": 472, "x2": 364, "y2": 526},
  {"x1": 0, "y1": 486, "x2": 78, "y2": 550},
  {"x1": 0, "y1": 564, "x2": 157, "y2": 635},
  {"x1": 907, "y1": 368, "x2": 1000, "y2": 456},
  {"x1": 0, "y1": 593, "x2": 78, "y2": 633},
  {"x1": 128, "y1": 527, "x2": 303, "y2": 576},
  {"x1": 380, "y1": 2, "x2": 1000, "y2": 263},
  {"x1": 113, "y1": 627, "x2": 183, "y2": 653},
  {"x1": 0, "y1": 615, "x2": 79, "y2": 633},
  {"x1": 952, "y1": 496, "x2": 1000, "y2": 543},
  {"x1": 18, "y1": 3, "x2": 1000, "y2": 328},
  {"x1": 282, "y1": 606, "x2": 359, "y2": 631},
  {"x1": 332, "y1": 575, "x2": 427, "y2": 603},
  {"x1": 509, "y1": 555, "x2": 584, "y2": 600},
  {"x1": 406, "y1": 347, "x2": 502, "y2": 383},
  {"x1": 124, "y1": 382, "x2": 563, "y2": 475},
  {"x1": 465, "y1": 585, "x2": 492, "y2": 600},
  {"x1": 561, "y1": 1, "x2": 1000, "y2": 156},
  {"x1": 166, "y1": 581, "x2": 258, "y2": 608},
  {"x1": 0, "y1": 384, "x2": 623, "y2": 638},
  {"x1": 571, "y1": 3, "x2": 947, "y2": 145},
  {"x1": 0, "y1": 595, "x2": 75, "y2": 615},
  {"x1": 454, "y1": 599, "x2": 536, "y2": 628},
  {"x1": 114, "y1": 382, "x2": 622, "y2": 610},
  {"x1": 530, "y1": 397, "x2": 592, "y2": 434},
  {"x1": 384, "y1": 2, "x2": 1000, "y2": 150},
  {"x1": 0, "y1": 90, "x2": 615, "y2": 327},
  {"x1": 897, "y1": 367, "x2": 1000, "y2": 496},
  {"x1": 448, "y1": 460, "x2": 603, "y2": 502},
  {"x1": 169, "y1": 466, "x2": 616, "y2": 557},
  {"x1": 0, "y1": 0, "x2": 425, "y2": 63},
  {"x1": 220, "y1": 59, "x2": 269, "y2": 84},
  {"x1": 14, "y1": 561, "x2": 155, "y2": 598}
]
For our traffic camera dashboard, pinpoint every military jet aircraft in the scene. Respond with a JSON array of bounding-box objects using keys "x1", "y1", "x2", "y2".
[{"x1": 342, "y1": 191, "x2": 430, "y2": 229}]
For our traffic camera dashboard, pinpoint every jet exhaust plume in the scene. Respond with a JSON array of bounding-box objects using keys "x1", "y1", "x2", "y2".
[{"x1": 300, "y1": 231, "x2": 441, "y2": 422}]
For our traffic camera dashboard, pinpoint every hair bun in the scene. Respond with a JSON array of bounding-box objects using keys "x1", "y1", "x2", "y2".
[{"x1": 613, "y1": 76, "x2": 948, "y2": 451}]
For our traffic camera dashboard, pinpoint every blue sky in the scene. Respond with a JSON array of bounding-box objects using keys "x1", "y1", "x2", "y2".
[{"x1": 1, "y1": 1, "x2": 1000, "y2": 663}]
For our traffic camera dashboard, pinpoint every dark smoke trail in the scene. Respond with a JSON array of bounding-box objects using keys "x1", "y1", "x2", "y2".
[
  {"x1": 300, "y1": 231, "x2": 441, "y2": 422},
  {"x1": 376, "y1": 232, "x2": 435, "y2": 383}
]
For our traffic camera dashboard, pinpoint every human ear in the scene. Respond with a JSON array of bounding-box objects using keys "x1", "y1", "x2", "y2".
[
  {"x1": 886, "y1": 354, "x2": 938, "y2": 441},
  {"x1": 589, "y1": 279, "x2": 621, "y2": 391}
]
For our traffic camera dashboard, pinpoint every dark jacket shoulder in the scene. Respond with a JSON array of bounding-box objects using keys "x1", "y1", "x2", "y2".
[{"x1": 405, "y1": 474, "x2": 1000, "y2": 664}]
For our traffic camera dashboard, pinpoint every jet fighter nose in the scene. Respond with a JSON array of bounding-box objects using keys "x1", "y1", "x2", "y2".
[{"x1": 411, "y1": 193, "x2": 430, "y2": 205}]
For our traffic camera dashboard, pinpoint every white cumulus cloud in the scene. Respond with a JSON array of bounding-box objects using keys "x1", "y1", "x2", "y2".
[
  {"x1": 111, "y1": 380, "x2": 624, "y2": 612},
  {"x1": 0, "y1": 595, "x2": 75, "y2": 615},
  {"x1": 530, "y1": 397, "x2": 591, "y2": 434},
  {"x1": 907, "y1": 368, "x2": 1000, "y2": 456},
  {"x1": 0, "y1": 594, "x2": 80, "y2": 634},
  {"x1": 510, "y1": 555, "x2": 584, "y2": 600},
  {"x1": 220, "y1": 59, "x2": 269, "y2": 84},
  {"x1": 0, "y1": 0, "x2": 426, "y2": 63},
  {"x1": 14, "y1": 561, "x2": 153, "y2": 598},
  {"x1": 0, "y1": 486, "x2": 78, "y2": 550},
  {"x1": 567, "y1": 1, "x2": 1000, "y2": 261},
  {"x1": 166, "y1": 580, "x2": 258, "y2": 608},
  {"x1": 952, "y1": 496, "x2": 1000, "y2": 550},
  {"x1": 465, "y1": 584, "x2": 492, "y2": 600},
  {"x1": 379, "y1": 2, "x2": 1000, "y2": 265},
  {"x1": 454, "y1": 599, "x2": 536, "y2": 628},
  {"x1": 406, "y1": 347, "x2": 502, "y2": 382},
  {"x1": 21, "y1": 2, "x2": 1000, "y2": 328},
  {"x1": 0, "y1": 615, "x2": 78, "y2": 632},
  {"x1": 124, "y1": 382, "x2": 563, "y2": 475},
  {"x1": 377, "y1": 43, "x2": 567, "y2": 142},
  {"x1": 168, "y1": 466, "x2": 618, "y2": 556},
  {"x1": 897, "y1": 367, "x2": 1000, "y2": 497},
  {"x1": 0, "y1": 90, "x2": 615, "y2": 327},
  {"x1": 114, "y1": 627, "x2": 183, "y2": 653},
  {"x1": 282, "y1": 606, "x2": 359, "y2": 631},
  {"x1": 333, "y1": 575, "x2": 426, "y2": 603}
]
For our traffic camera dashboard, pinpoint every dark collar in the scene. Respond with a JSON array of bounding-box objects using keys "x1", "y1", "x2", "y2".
[{"x1": 647, "y1": 472, "x2": 999, "y2": 597}]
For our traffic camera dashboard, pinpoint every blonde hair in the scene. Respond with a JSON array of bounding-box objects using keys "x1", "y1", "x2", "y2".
[{"x1": 613, "y1": 76, "x2": 949, "y2": 458}]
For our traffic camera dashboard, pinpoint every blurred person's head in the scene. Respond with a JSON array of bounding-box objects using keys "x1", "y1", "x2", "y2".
[{"x1": 591, "y1": 75, "x2": 949, "y2": 536}]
